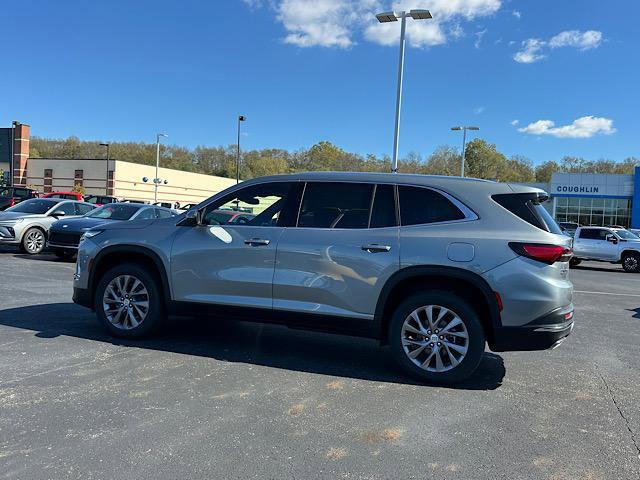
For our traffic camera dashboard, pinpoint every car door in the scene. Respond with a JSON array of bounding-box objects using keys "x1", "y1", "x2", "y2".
[
  {"x1": 272, "y1": 182, "x2": 399, "y2": 321},
  {"x1": 75, "y1": 203, "x2": 94, "y2": 216},
  {"x1": 599, "y1": 229, "x2": 621, "y2": 260},
  {"x1": 574, "y1": 228, "x2": 599, "y2": 258},
  {"x1": 170, "y1": 181, "x2": 299, "y2": 309}
]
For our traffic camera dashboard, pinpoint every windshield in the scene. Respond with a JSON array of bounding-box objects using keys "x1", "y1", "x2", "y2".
[
  {"x1": 615, "y1": 229, "x2": 639, "y2": 240},
  {"x1": 87, "y1": 204, "x2": 140, "y2": 220},
  {"x1": 6, "y1": 198, "x2": 58, "y2": 214}
]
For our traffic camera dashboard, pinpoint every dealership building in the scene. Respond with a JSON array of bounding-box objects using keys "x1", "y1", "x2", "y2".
[{"x1": 532, "y1": 170, "x2": 640, "y2": 228}]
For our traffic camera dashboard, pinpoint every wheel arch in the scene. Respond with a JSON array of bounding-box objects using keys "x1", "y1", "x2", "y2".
[
  {"x1": 20, "y1": 223, "x2": 48, "y2": 242},
  {"x1": 88, "y1": 245, "x2": 172, "y2": 307},
  {"x1": 374, "y1": 266, "x2": 502, "y2": 345}
]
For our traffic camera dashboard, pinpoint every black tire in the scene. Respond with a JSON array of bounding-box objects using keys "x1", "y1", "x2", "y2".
[
  {"x1": 21, "y1": 227, "x2": 46, "y2": 255},
  {"x1": 389, "y1": 291, "x2": 485, "y2": 384},
  {"x1": 94, "y1": 263, "x2": 165, "y2": 338},
  {"x1": 53, "y1": 248, "x2": 76, "y2": 261},
  {"x1": 569, "y1": 257, "x2": 581, "y2": 267},
  {"x1": 622, "y1": 252, "x2": 640, "y2": 273}
]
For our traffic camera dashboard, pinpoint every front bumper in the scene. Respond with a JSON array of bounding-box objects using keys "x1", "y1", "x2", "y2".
[
  {"x1": 490, "y1": 304, "x2": 574, "y2": 352},
  {"x1": 48, "y1": 242, "x2": 79, "y2": 250},
  {"x1": 73, "y1": 286, "x2": 93, "y2": 309}
]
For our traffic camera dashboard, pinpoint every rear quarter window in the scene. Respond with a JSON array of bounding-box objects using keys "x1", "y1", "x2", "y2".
[{"x1": 493, "y1": 193, "x2": 562, "y2": 234}]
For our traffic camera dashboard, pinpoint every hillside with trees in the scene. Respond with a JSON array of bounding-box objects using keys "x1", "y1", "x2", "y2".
[{"x1": 29, "y1": 136, "x2": 637, "y2": 183}]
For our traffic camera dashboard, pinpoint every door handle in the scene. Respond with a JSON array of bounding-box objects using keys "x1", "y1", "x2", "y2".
[
  {"x1": 362, "y1": 244, "x2": 391, "y2": 253},
  {"x1": 244, "y1": 238, "x2": 270, "y2": 246}
]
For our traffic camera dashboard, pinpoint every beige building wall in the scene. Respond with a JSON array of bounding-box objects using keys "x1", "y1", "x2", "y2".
[
  {"x1": 26, "y1": 158, "x2": 114, "y2": 194},
  {"x1": 112, "y1": 161, "x2": 236, "y2": 204},
  {"x1": 25, "y1": 158, "x2": 237, "y2": 204}
]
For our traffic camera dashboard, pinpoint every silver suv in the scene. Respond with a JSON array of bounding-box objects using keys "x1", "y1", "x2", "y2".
[{"x1": 73, "y1": 172, "x2": 574, "y2": 384}]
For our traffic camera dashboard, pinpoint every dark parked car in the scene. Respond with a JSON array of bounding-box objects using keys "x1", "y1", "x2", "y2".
[
  {"x1": 48, "y1": 203, "x2": 175, "y2": 259},
  {"x1": 84, "y1": 195, "x2": 119, "y2": 206},
  {"x1": 0, "y1": 187, "x2": 39, "y2": 211}
]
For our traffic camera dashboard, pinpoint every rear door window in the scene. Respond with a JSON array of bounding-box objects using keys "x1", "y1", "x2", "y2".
[
  {"x1": 297, "y1": 182, "x2": 373, "y2": 229},
  {"x1": 398, "y1": 186, "x2": 466, "y2": 226},
  {"x1": 56, "y1": 202, "x2": 76, "y2": 215}
]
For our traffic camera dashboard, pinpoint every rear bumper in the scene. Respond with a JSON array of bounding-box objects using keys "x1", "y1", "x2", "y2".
[
  {"x1": 73, "y1": 286, "x2": 93, "y2": 309},
  {"x1": 490, "y1": 305, "x2": 574, "y2": 352}
]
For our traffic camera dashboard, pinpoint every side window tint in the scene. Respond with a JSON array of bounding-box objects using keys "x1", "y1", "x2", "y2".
[
  {"x1": 370, "y1": 184, "x2": 397, "y2": 228},
  {"x1": 204, "y1": 182, "x2": 295, "y2": 227},
  {"x1": 136, "y1": 208, "x2": 156, "y2": 220},
  {"x1": 298, "y1": 182, "x2": 373, "y2": 229},
  {"x1": 76, "y1": 203, "x2": 94, "y2": 215},
  {"x1": 57, "y1": 202, "x2": 76, "y2": 215},
  {"x1": 579, "y1": 229, "x2": 598, "y2": 239},
  {"x1": 399, "y1": 186, "x2": 465, "y2": 226},
  {"x1": 155, "y1": 208, "x2": 173, "y2": 218}
]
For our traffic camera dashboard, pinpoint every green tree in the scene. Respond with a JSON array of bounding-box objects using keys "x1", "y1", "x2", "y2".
[{"x1": 535, "y1": 160, "x2": 560, "y2": 183}]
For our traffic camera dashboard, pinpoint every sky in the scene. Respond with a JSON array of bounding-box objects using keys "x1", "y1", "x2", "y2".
[{"x1": 1, "y1": 0, "x2": 638, "y2": 165}]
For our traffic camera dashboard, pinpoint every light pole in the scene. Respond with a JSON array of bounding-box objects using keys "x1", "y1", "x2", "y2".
[
  {"x1": 376, "y1": 9, "x2": 432, "y2": 173},
  {"x1": 451, "y1": 126, "x2": 479, "y2": 177},
  {"x1": 236, "y1": 115, "x2": 246, "y2": 184},
  {"x1": 155, "y1": 133, "x2": 168, "y2": 203},
  {"x1": 99, "y1": 143, "x2": 110, "y2": 194},
  {"x1": 10, "y1": 121, "x2": 19, "y2": 186}
]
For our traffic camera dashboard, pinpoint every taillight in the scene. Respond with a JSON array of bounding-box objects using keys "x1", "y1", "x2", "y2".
[{"x1": 509, "y1": 242, "x2": 572, "y2": 265}]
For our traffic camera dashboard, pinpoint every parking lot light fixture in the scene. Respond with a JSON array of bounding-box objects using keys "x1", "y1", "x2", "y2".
[
  {"x1": 376, "y1": 8, "x2": 432, "y2": 173},
  {"x1": 155, "y1": 133, "x2": 168, "y2": 203},
  {"x1": 451, "y1": 126, "x2": 480, "y2": 177},
  {"x1": 99, "y1": 143, "x2": 110, "y2": 194}
]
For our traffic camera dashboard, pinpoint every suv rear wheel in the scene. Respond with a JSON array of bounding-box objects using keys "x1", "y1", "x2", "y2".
[
  {"x1": 389, "y1": 291, "x2": 485, "y2": 384},
  {"x1": 94, "y1": 263, "x2": 165, "y2": 338},
  {"x1": 622, "y1": 252, "x2": 640, "y2": 273}
]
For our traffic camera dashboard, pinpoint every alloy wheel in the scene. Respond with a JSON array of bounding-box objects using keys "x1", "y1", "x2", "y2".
[
  {"x1": 401, "y1": 305, "x2": 469, "y2": 372},
  {"x1": 624, "y1": 255, "x2": 638, "y2": 271},
  {"x1": 102, "y1": 275, "x2": 150, "y2": 330},
  {"x1": 25, "y1": 230, "x2": 45, "y2": 254}
]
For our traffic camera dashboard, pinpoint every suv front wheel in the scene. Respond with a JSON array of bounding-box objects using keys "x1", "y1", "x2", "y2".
[
  {"x1": 94, "y1": 263, "x2": 165, "y2": 338},
  {"x1": 389, "y1": 291, "x2": 485, "y2": 384}
]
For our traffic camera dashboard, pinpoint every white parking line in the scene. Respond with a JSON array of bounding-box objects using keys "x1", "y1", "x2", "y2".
[{"x1": 574, "y1": 290, "x2": 640, "y2": 298}]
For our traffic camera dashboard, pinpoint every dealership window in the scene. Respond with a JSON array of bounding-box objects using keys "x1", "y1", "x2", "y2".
[
  {"x1": 74, "y1": 169, "x2": 84, "y2": 187},
  {"x1": 44, "y1": 168, "x2": 53, "y2": 193},
  {"x1": 554, "y1": 196, "x2": 631, "y2": 228}
]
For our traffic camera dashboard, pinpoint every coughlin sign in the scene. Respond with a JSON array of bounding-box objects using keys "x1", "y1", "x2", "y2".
[
  {"x1": 555, "y1": 185, "x2": 600, "y2": 194},
  {"x1": 550, "y1": 172, "x2": 634, "y2": 198}
]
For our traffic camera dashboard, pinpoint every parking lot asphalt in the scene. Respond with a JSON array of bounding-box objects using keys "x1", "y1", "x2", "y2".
[{"x1": 0, "y1": 246, "x2": 639, "y2": 479}]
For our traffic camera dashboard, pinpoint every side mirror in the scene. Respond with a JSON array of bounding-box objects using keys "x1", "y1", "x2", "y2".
[
  {"x1": 606, "y1": 234, "x2": 618, "y2": 244},
  {"x1": 196, "y1": 208, "x2": 205, "y2": 225},
  {"x1": 51, "y1": 210, "x2": 66, "y2": 217},
  {"x1": 177, "y1": 208, "x2": 205, "y2": 227}
]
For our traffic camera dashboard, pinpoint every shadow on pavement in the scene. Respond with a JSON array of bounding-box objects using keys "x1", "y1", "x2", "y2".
[
  {"x1": 0, "y1": 302, "x2": 505, "y2": 391},
  {"x1": 571, "y1": 264, "x2": 624, "y2": 274}
]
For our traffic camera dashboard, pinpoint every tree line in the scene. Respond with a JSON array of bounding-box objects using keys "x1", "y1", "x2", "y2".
[{"x1": 29, "y1": 136, "x2": 638, "y2": 183}]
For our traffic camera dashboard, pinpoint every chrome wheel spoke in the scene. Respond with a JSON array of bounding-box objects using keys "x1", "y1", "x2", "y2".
[
  {"x1": 401, "y1": 304, "x2": 469, "y2": 373},
  {"x1": 102, "y1": 275, "x2": 149, "y2": 330}
]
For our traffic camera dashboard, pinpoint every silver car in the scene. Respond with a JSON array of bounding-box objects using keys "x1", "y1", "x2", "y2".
[
  {"x1": 0, "y1": 198, "x2": 95, "y2": 254},
  {"x1": 72, "y1": 172, "x2": 574, "y2": 384}
]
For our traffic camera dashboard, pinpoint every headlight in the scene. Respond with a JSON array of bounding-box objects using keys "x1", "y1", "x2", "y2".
[{"x1": 79, "y1": 230, "x2": 103, "y2": 242}]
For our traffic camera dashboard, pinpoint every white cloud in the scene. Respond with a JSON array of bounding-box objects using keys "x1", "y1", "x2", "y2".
[
  {"x1": 474, "y1": 28, "x2": 487, "y2": 49},
  {"x1": 518, "y1": 116, "x2": 616, "y2": 138},
  {"x1": 513, "y1": 29, "x2": 603, "y2": 63},
  {"x1": 513, "y1": 38, "x2": 546, "y2": 63},
  {"x1": 474, "y1": 106, "x2": 485, "y2": 115},
  {"x1": 245, "y1": 0, "x2": 503, "y2": 49},
  {"x1": 512, "y1": 10, "x2": 521, "y2": 19},
  {"x1": 510, "y1": 119, "x2": 519, "y2": 126},
  {"x1": 549, "y1": 30, "x2": 602, "y2": 50}
]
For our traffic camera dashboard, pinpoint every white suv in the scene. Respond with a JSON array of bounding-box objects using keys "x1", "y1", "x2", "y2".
[{"x1": 572, "y1": 226, "x2": 640, "y2": 272}]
